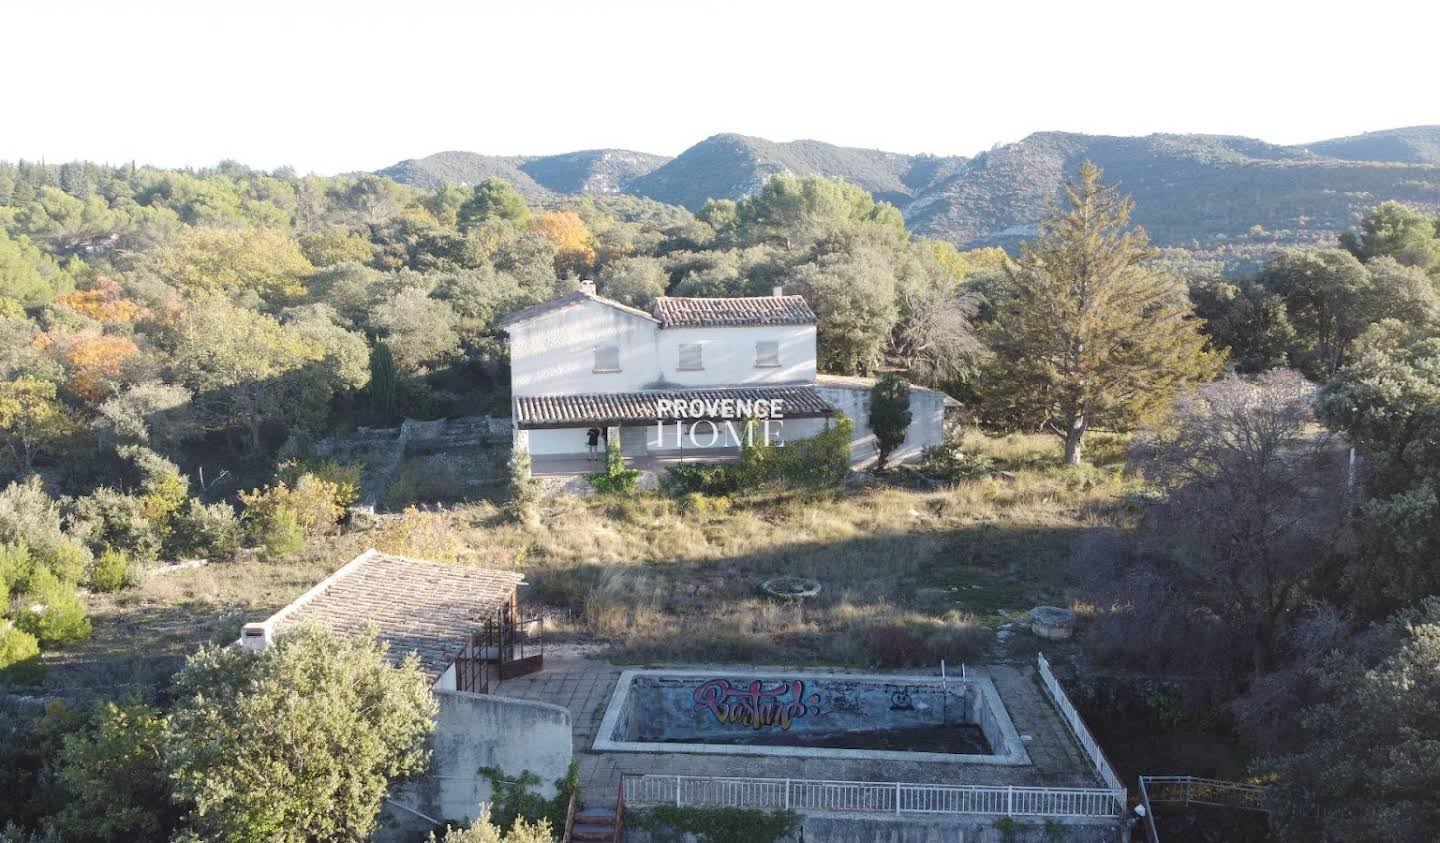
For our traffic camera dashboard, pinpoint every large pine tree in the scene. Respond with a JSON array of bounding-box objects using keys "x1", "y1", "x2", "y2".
[{"x1": 985, "y1": 162, "x2": 1221, "y2": 464}]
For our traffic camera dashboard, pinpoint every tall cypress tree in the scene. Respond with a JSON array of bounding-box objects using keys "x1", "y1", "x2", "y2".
[
  {"x1": 368, "y1": 340, "x2": 397, "y2": 419},
  {"x1": 985, "y1": 162, "x2": 1221, "y2": 464}
]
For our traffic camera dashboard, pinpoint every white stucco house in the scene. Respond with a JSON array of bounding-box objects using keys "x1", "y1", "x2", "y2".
[{"x1": 499, "y1": 281, "x2": 953, "y2": 477}]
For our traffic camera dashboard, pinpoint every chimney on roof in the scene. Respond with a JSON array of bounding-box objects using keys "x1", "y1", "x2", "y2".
[
  {"x1": 240, "y1": 622, "x2": 271, "y2": 651},
  {"x1": 772, "y1": 285, "x2": 784, "y2": 298},
  {"x1": 579, "y1": 279, "x2": 596, "y2": 295}
]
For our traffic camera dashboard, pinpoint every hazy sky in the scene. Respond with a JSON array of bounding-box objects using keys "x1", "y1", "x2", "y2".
[{"x1": 5, "y1": 0, "x2": 1435, "y2": 174}]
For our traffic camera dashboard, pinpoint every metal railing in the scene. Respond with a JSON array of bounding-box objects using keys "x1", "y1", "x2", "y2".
[
  {"x1": 621, "y1": 774, "x2": 1124, "y2": 819},
  {"x1": 1137, "y1": 775, "x2": 1269, "y2": 843},
  {"x1": 1139, "y1": 776, "x2": 1268, "y2": 811},
  {"x1": 1036, "y1": 652, "x2": 1127, "y2": 808}
]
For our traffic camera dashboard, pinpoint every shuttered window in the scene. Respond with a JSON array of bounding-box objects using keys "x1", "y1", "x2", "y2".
[
  {"x1": 594, "y1": 346, "x2": 620, "y2": 372},
  {"x1": 755, "y1": 341, "x2": 780, "y2": 367},
  {"x1": 678, "y1": 343, "x2": 703, "y2": 370}
]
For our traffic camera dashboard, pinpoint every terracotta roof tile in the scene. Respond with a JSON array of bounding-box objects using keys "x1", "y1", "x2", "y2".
[
  {"x1": 653, "y1": 295, "x2": 816, "y2": 328},
  {"x1": 514, "y1": 385, "x2": 834, "y2": 428},
  {"x1": 257, "y1": 550, "x2": 525, "y2": 680}
]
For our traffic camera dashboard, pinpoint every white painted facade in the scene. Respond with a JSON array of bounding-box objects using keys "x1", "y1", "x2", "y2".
[
  {"x1": 507, "y1": 297, "x2": 816, "y2": 397},
  {"x1": 504, "y1": 292, "x2": 951, "y2": 468}
]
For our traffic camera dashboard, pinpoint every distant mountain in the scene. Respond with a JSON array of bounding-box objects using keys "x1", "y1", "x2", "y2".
[
  {"x1": 376, "y1": 127, "x2": 1440, "y2": 254},
  {"x1": 1299, "y1": 126, "x2": 1440, "y2": 166},
  {"x1": 375, "y1": 149, "x2": 670, "y2": 199},
  {"x1": 904, "y1": 131, "x2": 1440, "y2": 250},
  {"x1": 624, "y1": 133, "x2": 961, "y2": 209}
]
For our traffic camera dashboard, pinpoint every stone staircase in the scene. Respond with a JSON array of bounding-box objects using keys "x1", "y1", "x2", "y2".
[{"x1": 569, "y1": 803, "x2": 619, "y2": 842}]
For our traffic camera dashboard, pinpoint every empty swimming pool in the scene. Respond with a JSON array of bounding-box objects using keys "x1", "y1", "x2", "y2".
[{"x1": 593, "y1": 668, "x2": 1030, "y2": 765}]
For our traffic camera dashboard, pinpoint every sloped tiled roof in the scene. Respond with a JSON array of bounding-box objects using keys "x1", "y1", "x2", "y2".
[
  {"x1": 514, "y1": 385, "x2": 834, "y2": 428},
  {"x1": 653, "y1": 295, "x2": 817, "y2": 328},
  {"x1": 499, "y1": 290, "x2": 658, "y2": 328},
  {"x1": 252, "y1": 550, "x2": 525, "y2": 681}
]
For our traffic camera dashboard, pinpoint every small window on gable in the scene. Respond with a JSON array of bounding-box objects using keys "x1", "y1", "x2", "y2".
[
  {"x1": 678, "y1": 343, "x2": 703, "y2": 371},
  {"x1": 594, "y1": 346, "x2": 620, "y2": 372},
  {"x1": 755, "y1": 341, "x2": 780, "y2": 367}
]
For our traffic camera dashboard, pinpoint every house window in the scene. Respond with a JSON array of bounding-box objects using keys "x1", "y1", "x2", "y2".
[
  {"x1": 678, "y1": 343, "x2": 703, "y2": 371},
  {"x1": 593, "y1": 346, "x2": 620, "y2": 372},
  {"x1": 755, "y1": 341, "x2": 780, "y2": 367}
]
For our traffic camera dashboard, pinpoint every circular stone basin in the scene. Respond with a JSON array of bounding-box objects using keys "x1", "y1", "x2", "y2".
[
  {"x1": 760, "y1": 576, "x2": 822, "y2": 600},
  {"x1": 1030, "y1": 606, "x2": 1077, "y2": 640}
]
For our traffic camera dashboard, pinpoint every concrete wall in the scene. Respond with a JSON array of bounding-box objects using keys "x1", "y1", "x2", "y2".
[
  {"x1": 595, "y1": 670, "x2": 1029, "y2": 766},
  {"x1": 815, "y1": 384, "x2": 946, "y2": 468},
  {"x1": 509, "y1": 299, "x2": 661, "y2": 395},
  {"x1": 507, "y1": 298, "x2": 818, "y2": 397},
  {"x1": 391, "y1": 690, "x2": 573, "y2": 827},
  {"x1": 528, "y1": 426, "x2": 597, "y2": 456}
]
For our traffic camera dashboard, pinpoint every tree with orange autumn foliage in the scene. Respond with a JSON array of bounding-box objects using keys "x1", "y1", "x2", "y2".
[
  {"x1": 532, "y1": 210, "x2": 595, "y2": 276},
  {"x1": 57, "y1": 278, "x2": 147, "y2": 324},
  {"x1": 61, "y1": 335, "x2": 142, "y2": 402}
]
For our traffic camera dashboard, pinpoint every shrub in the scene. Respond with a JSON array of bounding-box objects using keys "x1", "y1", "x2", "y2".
[
  {"x1": 0, "y1": 478, "x2": 91, "y2": 583},
  {"x1": 69, "y1": 488, "x2": 163, "y2": 563},
  {"x1": 919, "y1": 427, "x2": 996, "y2": 482},
  {"x1": 867, "y1": 623, "x2": 923, "y2": 667},
  {"x1": 262, "y1": 507, "x2": 305, "y2": 558},
  {"x1": 241, "y1": 474, "x2": 346, "y2": 540},
  {"x1": 0, "y1": 542, "x2": 34, "y2": 599},
  {"x1": 0, "y1": 622, "x2": 44, "y2": 683},
  {"x1": 585, "y1": 437, "x2": 640, "y2": 495},
  {"x1": 171, "y1": 499, "x2": 243, "y2": 560},
  {"x1": 741, "y1": 414, "x2": 852, "y2": 490},
  {"x1": 682, "y1": 492, "x2": 733, "y2": 517},
  {"x1": 50, "y1": 702, "x2": 178, "y2": 841},
  {"x1": 870, "y1": 373, "x2": 912, "y2": 471},
  {"x1": 88, "y1": 548, "x2": 130, "y2": 593},
  {"x1": 660, "y1": 462, "x2": 744, "y2": 498},
  {"x1": 13, "y1": 568, "x2": 91, "y2": 645},
  {"x1": 504, "y1": 448, "x2": 540, "y2": 525},
  {"x1": 164, "y1": 625, "x2": 436, "y2": 842},
  {"x1": 275, "y1": 458, "x2": 361, "y2": 510}
]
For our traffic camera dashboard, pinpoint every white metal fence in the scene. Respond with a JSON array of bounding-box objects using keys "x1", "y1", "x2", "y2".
[
  {"x1": 622, "y1": 774, "x2": 1124, "y2": 819},
  {"x1": 1036, "y1": 652, "x2": 1127, "y2": 806}
]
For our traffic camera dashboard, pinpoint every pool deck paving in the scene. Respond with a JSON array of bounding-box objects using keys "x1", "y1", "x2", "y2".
[{"x1": 492, "y1": 646, "x2": 1100, "y2": 803}]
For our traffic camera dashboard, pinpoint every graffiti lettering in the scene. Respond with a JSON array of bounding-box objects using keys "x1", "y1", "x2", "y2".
[
  {"x1": 831, "y1": 693, "x2": 862, "y2": 714},
  {"x1": 693, "y1": 678, "x2": 818, "y2": 730},
  {"x1": 886, "y1": 684, "x2": 916, "y2": 711}
]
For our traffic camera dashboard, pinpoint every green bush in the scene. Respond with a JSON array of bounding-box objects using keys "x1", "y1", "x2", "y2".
[
  {"x1": 69, "y1": 488, "x2": 163, "y2": 563},
  {"x1": 0, "y1": 542, "x2": 34, "y2": 600},
  {"x1": 88, "y1": 548, "x2": 130, "y2": 593},
  {"x1": 13, "y1": 568, "x2": 91, "y2": 645},
  {"x1": 918, "y1": 431, "x2": 996, "y2": 482},
  {"x1": 0, "y1": 478, "x2": 92, "y2": 584},
  {"x1": 585, "y1": 437, "x2": 640, "y2": 495},
  {"x1": 504, "y1": 449, "x2": 540, "y2": 525},
  {"x1": 741, "y1": 414, "x2": 852, "y2": 490},
  {"x1": 262, "y1": 507, "x2": 305, "y2": 558},
  {"x1": 660, "y1": 462, "x2": 744, "y2": 497},
  {"x1": 682, "y1": 492, "x2": 733, "y2": 517},
  {"x1": 0, "y1": 622, "x2": 45, "y2": 683},
  {"x1": 276, "y1": 457, "x2": 361, "y2": 509},
  {"x1": 172, "y1": 499, "x2": 243, "y2": 560}
]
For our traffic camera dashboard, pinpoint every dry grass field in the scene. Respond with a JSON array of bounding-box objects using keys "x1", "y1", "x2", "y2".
[{"x1": 45, "y1": 431, "x2": 1138, "y2": 696}]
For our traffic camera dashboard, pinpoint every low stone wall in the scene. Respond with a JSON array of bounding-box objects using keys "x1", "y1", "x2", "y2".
[{"x1": 389, "y1": 690, "x2": 573, "y2": 827}]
